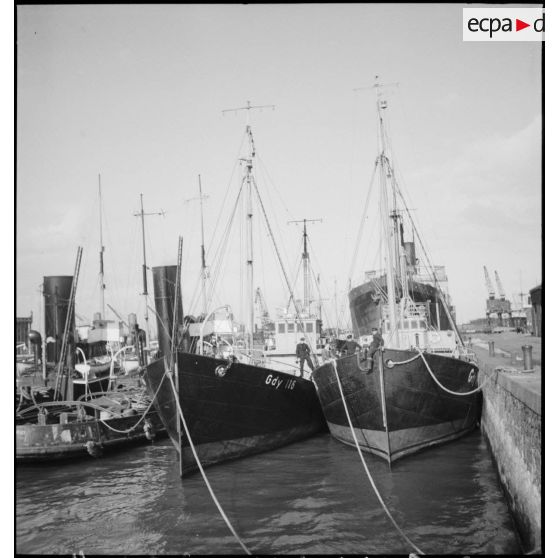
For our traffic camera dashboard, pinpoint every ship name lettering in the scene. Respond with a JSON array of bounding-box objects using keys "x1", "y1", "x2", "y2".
[{"x1": 265, "y1": 374, "x2": 284, "y2": 389}]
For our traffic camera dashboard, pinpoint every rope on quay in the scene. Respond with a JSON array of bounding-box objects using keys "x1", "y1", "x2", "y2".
[
  {"x1": 331, "y1": 359, "x2": 424, "y2": 556},
  {"x1": 167, "y1": 370, "x2": 252, "y2": 555}
]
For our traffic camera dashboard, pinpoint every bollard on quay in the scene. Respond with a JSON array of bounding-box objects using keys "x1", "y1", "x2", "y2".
[
  {"x1": 522, "y1": 345, "x2": 533, "y2": 371},
  {"x1": 488, "y1": 340, "x2": 495, "y2": 357}
]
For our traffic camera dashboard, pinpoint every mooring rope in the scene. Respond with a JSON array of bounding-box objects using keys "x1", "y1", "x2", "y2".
[
  {"x1": 386, "y1": 353, "x2": 421, "y2": 366},
  {"x1": 416, "y1": 349, "x2": 492, "y2": 397},
  {"x1": 166, "y1": 370, "x2": 252, "y2": 555},
  {"x1": 98, "y1": 371, "x2": 167, "y2": 434},
  {"x1": 331, "y1": 359, "x2": 424, "y2": 556}
]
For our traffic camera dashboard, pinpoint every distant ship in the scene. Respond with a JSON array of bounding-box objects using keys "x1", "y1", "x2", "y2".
[{"x1": 312, "y1": 78, "x2": 481, "y2": 464}]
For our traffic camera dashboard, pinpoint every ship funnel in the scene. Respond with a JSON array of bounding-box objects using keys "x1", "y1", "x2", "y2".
[
  {"x1": 128, "y1": 313, "x2": 137, "y2": 328},
  {"x1": 152, "y1": 265, "x2": 184, "y2": 360},
  {"x1": 43, "y1": 276, "x2": 75, "y2": 364},
  {"x1": 403, "y1": 241, "x2": 417, "y2": 272}
]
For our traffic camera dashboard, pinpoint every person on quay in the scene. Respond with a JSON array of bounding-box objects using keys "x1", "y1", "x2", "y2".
[{"x1": 296, "y1": 337, "x2": 314, "y2": 378}]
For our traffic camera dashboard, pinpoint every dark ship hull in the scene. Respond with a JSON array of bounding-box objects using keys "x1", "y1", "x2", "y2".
[
  {"x1": 144, "y1": 352, "x2": 326, "y2": 476},
  {"x1": 349, "y1": 276, "x2": 453, "y2": 337},
  {"x1": 312, "y1": 349, "x2": 480, "y2": 463},
  {"x1": 16, "y1": 409, "x2": 166, "y2": 462}
]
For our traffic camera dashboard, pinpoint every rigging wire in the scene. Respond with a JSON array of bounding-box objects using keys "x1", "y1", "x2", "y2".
[
  {"x1": 347, "y1": 158, "x2": 380, "y2": 284},
  {"x1": 206, "y1": 129, "x2": 247, "y2": 258},
  {"x1": 251, "y1": 180, "x2": 319, "y2": 360}
]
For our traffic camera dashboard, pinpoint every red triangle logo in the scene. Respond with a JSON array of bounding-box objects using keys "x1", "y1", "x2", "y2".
[{"x1": 516, "y1": 19, "x2": 530, "y2": 31}]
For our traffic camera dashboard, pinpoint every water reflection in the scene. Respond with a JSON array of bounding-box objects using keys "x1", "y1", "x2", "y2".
[{"x1": 16, "y1": 431, "x2": 520, "y2": 555}]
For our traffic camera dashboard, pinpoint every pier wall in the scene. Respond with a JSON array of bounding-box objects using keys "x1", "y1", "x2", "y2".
[{"x1": 477, "y1": 347, "x2": 541, "y2": 553}]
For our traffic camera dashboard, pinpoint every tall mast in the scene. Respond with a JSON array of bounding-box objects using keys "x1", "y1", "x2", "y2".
[
  {"x1": 134, "y1": 194, "x2": 165, "y2": 353},
  {"x1": 186, "y1": 176, "x2": 209, "y2": 315},
  {"x1": 288, "y1": 218, "x2": 322, "y2": 313},
  {"x1": 222, "y1": 100, "x2": 275, "y2": 355},
  {"x1": 375, "y1": 76, "x2": 400, "y2": 346},
  {"x1": 245, "y1": 126, "x2": 255, "y2": 353},
  {"x1": 98, "y1": 174, "x2": 105, "y2": 319}
]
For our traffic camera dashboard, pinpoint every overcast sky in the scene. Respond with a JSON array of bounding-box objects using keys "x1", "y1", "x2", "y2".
[{"x1": 16, "y1": 3, "x2": 542, "y2": 333}]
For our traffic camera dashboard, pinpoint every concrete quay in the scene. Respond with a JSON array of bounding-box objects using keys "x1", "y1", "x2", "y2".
[{"x1": 471, "y1": 333, "x2": 541, "y2": 554}]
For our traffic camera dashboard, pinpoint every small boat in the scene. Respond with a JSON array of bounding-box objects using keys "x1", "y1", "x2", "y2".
[
  {"x1": 16, "y1": 247, "x2": 167, "y2": 463},
  {"x1": 312, "y1": 78, "x2": 480, "y2": 464},
  {"x1": 74, "y1": 352, "x2": 112, "y2": 377},
  {"x1": 145, "y1": 116, "x2": 326, "y2": 476},
  {"x1": 16, "y1": 385, "x2": 166, "y2": 462}
]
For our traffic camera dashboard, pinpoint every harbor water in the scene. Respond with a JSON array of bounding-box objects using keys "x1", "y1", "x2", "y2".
[{"x1": 16, "y1": 430, "x2": 520, "y2": 555}]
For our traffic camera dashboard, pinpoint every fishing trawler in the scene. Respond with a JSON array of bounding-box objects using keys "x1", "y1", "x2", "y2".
[
  {"x1": 312, "y1": 78, "x2": 481, "y2": 464},
  {"x1": 144, "y1": 109, "x2": 326, "y2": 476}
]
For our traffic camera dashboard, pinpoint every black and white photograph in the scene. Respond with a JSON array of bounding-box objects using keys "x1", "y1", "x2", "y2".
[{"x1": 15, "y1": 3, "x2": 544, "y2": 555}]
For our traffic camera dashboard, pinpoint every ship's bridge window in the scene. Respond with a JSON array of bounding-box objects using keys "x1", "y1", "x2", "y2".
[
  {"x1": 419, "y1": 320, "x2": 426, "y2": 329},
  {"x1": 278, "y1": 323, "x2": 285, "y2": 334},
  {"x1": 287, "y1": 323, "x2": 294, "y2": 333},
  {"x1": 297, "y1": 322, "x2": 304, "y2": 332},
  {"x1": 305, "y1": 322, "x2": 313, "y2": 333},
  {"x1": 411, "y1": 320, "x2": 418, "y2": 330}
]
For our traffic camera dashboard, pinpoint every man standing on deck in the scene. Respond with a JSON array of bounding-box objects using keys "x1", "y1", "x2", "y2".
[
  {"x1": 295, "y1": 337, "x2": 314, "y2": 378},
  {"x1": 344, "y1": 334, "x2": 361, "y2": 355},
  {"x1": 367, "y1": 327, "x2": 384, "y2": 374}
]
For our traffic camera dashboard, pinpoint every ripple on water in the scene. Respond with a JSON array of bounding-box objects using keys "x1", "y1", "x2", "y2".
[{"x1": 17, "y1": 432, "x2": 521, "y2": 555}]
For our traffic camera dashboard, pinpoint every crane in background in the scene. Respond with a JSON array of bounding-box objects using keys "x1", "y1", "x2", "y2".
[
  {"x1": 483, "y1": 266, "x2": 512, "y2": 329},
  {"x1": 483, "y1": 265, "x2": 496, "y2": 300},
  {"x1": 494, "y1": 270, "x2": 507, "y2": 301},
  {"x1": 255, "y1": 287, "x2": 272, "y2": 328}
]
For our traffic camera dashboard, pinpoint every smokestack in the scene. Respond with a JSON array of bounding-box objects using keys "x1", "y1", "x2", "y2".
[
  {"x1": 152, "y1": 265, "x2": 183, "y2": 359},
  {"x1": 43, "y1": 276, "x2": 74, "y2": 364},
  {"x1": 403, "y1": 241, "x2": 417, "y2": 272}
]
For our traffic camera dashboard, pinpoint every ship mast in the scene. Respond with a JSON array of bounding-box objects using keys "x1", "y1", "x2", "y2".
[
  {"x1": 98, "y1": 174, "x2": 105, "y2": 319},
  {"x1": 244, "y1": 127, "x2": 256, "y2": 353},
  {"x1": 288, "y1": 218, "x2": 322, "y2": 314},
  {"x1": 375, "y1": 76, "x2": 400, "y2": 347},
  {"x1": 186, "y1": 175, "x2": 209, "y2": 315},
  {"x1": 134, "y1": 194, "x2": 165, "y2": 354},
  {"x1": 222, "y1": 100, "x2": 275, "y2": 356}
]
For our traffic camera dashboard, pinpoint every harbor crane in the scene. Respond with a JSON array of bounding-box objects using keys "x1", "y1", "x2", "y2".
[
  {"x1": 484, "y1": 266, "x2": 512, "y2": 328},
  {"x1": 494, "y1": 270, "x2": 506, "y2": 301},
  {"x1": 483, "y1": 265, "x2": 496, "y2": 300},
  {"x1": 255, "y1": 287, "x2": 272, "y2": 327}
]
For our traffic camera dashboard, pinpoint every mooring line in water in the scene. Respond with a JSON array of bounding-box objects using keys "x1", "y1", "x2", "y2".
[
  {"x1": 166, "y1": 371, "x2": 252, "y2": 555},
  {"x1": 416, "y1": 349, "x2": 493, "y2": 397},
  {"x1": 331, "y1": 359, "x2": 424, "y2": 556}
]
